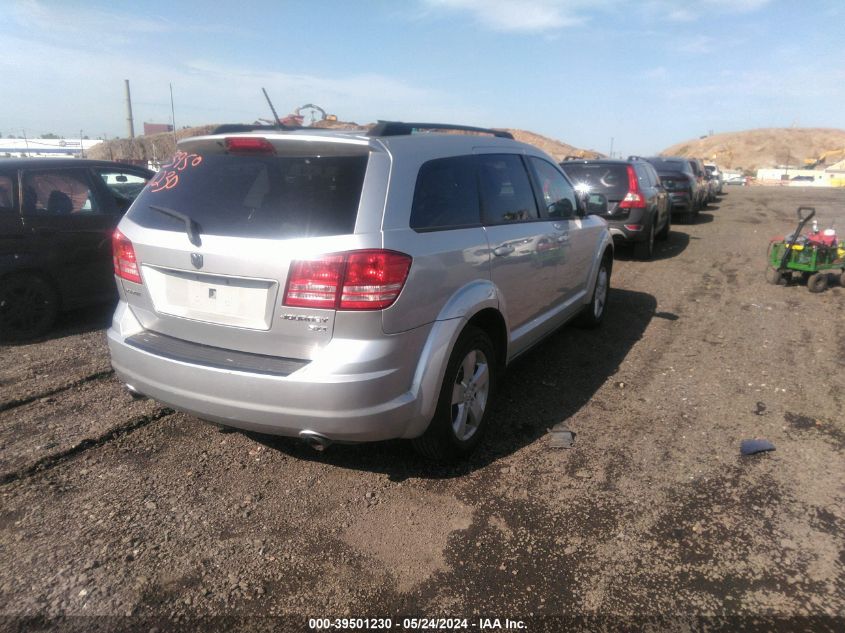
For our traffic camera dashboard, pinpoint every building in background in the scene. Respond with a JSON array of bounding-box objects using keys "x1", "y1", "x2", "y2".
[
  {"x1": 0, "y1": 138, "x2": 102, "y2": 158},
  {"x1": 143, "y1": 123, "x2": 174, "y2": 135}
]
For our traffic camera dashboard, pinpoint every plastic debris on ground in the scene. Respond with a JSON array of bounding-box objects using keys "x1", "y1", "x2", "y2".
[
  {"x1": 549, "y1": 424, "x2": 576, "y2": 449},
  {"x1": 740, "y1": 438, "x2": 776, "y2": 455}
]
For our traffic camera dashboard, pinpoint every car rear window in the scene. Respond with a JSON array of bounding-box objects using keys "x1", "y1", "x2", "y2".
[
  {"x1": 128, "y1": 153, "x2": 368, "y2": 239},
  {"x1": 560, "y1": 163, "x2": 629, "y2": 197},
  {"x1": 645, "y1": 158, "x2": 688, "y2": 172},
  {"x1": 658, "y1": 172, "x2": 689, "y2": 191}
]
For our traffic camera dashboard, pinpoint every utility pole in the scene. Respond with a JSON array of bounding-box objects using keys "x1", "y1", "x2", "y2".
[
  {"x1": 169, "y1": 83, "x2": 177, "y2": 142},
  {"x1": 80, "y1": 129, "x2": 84, "y2": 158},
  {"x1": 609, "y1": 137, "x2": 614, "y2": 159},
  {"x1": 124, "y1": 79, "x2": 135, "y2": 139}
]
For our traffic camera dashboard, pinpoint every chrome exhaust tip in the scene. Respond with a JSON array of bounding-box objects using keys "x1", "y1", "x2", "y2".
[
  {"x1": 299, "y1": 430, "x2": 332, "y2": 452},
  {"x1": 125, "y1": 384, "x2": 147, "y2": 400}
]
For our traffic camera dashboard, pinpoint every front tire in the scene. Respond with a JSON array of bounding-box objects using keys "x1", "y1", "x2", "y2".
[
  {"x1": 0, "y1": 273, "x2": 59, "y2": 342},
  {"x1": 412, "y1": 326, "x2": 497, "y2": 461},
  {"x1": 575, "y1": 254, "x2": 611, "y2": 329}
]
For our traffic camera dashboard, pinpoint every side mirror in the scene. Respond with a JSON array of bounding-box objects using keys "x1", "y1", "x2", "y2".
[{"x1": 580, "y1": 192, "x2": 608, "y2": 215}]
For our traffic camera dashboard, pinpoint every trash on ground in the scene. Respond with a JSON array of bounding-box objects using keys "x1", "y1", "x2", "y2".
[
  {"x1": 754, "y1": 401, "x2": 767, "y2": 416},
  {"x1": 740, "y1": 438, "x2": 776, "y2": 455},
  {"x1": 549, "y1": 425, "x2": 576, "y2": 448}
]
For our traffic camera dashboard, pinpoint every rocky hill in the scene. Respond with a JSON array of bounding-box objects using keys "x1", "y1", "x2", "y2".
[
  {"x1": 660, "y1": 128, "x2": 845, "y2": 172},
  {"x1": 86, "y1": 122, "x2": 600, "y2": 164}
]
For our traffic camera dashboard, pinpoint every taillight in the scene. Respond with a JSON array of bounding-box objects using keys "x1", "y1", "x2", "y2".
[
  {"x1": 619, "y1": 165, "x2": 646, "y2": 209},
  {"x1": 285, "y1": 255, "x2": 346, "y2": 309},
  {"x1": 112, "y1": 230, "x2": 142, "y2": 284},
  {"x1": 283, "y1": 250, "x2": 412, "y2": 311},
  {"x1": 224, "y1": 137, "x2": 275, "y2": 155}
]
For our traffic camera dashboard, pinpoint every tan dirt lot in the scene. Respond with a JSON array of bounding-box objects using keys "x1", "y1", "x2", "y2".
[{"x1": 0, "y1": 187, "x2": 843, "y2": 632}]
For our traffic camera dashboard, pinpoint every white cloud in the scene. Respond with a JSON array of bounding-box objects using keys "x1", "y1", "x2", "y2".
[
  {"x1": 0, "y1": 34, "x2": 487, "y2": 138},
  {"x1": 645, "y1": 0, "x2": 772, "y2": 23},
  {"x1": 421, "y1": 0, "x2": 602, "y2": 32}
]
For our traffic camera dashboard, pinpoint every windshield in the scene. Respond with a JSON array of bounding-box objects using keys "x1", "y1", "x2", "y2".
[
  {"x1": 128, "y1": 152, "x2": 368, "y2": 239},
  {"x1": 560, "y1": 163, "x2": 629, "y2": 197}
]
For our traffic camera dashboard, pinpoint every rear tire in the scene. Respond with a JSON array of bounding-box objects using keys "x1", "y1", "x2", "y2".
[
  {"x1": 0, "y1": 273, "x2": 59, "y2": 342},
  {"x1": 807, "y1": 272, "x2": 828, "y2": 293},
  {"x1": 412, "y1": 326, "x2": 497, "y2": 462},
  {"x1": 656, "y1": 210, "x2": 671, "y2": 241},
  {"x1": 575, "y1": 254, "x2": 611, "y2": 329},
  {"x1": 633, "y1": 223, "x2": 655, "y2": 260},
  {"x1": 765, "y1": 267, "x2": 785, "y2": 285}
]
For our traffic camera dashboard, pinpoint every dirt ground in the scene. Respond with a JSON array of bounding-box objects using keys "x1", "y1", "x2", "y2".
[{"x1": 0, "y1": 187, "x2": 843, "y2": 632}]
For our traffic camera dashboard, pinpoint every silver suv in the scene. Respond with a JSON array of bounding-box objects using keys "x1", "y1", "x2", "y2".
[{"x1": 108, "y1": 121, "x2": 613, "y2": 460}]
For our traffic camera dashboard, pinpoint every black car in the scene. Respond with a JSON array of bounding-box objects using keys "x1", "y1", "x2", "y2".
[
  {"x1": 560, "y1": 158, "x2": 670, "y2": 259},
  {"x1": 642, "y1": 156, "x2": 706, "y2": 223},
  {"x1": 0, "y1": 159, "x2": 154, "y2": 340}
]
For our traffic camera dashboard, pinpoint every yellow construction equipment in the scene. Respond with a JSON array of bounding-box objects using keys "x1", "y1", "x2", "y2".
[{"x1": 803, "y1": 148, "x2": 845, "y2": 170}]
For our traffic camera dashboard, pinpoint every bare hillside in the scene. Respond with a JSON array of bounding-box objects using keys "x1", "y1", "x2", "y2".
[
  {"x1": 86, "y1": 122, "x2": 600, "y2": 164},
  {"x1": 660, "y1": 128, "x2": 845, "y2": 172}
]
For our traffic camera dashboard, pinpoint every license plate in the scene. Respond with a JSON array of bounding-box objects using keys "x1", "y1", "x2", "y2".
[{"x1": 143, "y1": 266, "x2": 274, "y2": 330}]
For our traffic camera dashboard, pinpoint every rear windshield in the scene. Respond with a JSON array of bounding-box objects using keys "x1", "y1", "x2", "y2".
[
  {"x1": 644, "y1": 157, "x2": 688, "y2": 172},
  {"x1": 658, "y1": 171, "x2": 689, "y2": 190},
  {"x1": 560, "y1": 163, "x2": 628, "y2": 197},
  {"x1": 128, "y1": 152, "x2": 368, "y2": 239}
]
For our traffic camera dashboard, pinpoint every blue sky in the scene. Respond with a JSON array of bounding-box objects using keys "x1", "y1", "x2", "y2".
[{"x1": 2, "y1": 0, "x2": 843, "y2": 155}]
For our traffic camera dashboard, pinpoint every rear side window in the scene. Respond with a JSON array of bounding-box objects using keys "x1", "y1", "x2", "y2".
[
  {"x1": 0, "y1": 174, "x2": 14, "y2": 214},
  {"x1": 22, "y1": 169, "x2": 100, "y2": 215},
  {"x1": 129, "y1": 153, "x2": 368, "y2": 239},
  {"x1": 478, "y1": 154, "x2": 538, "y2": 224},
  {"x1": 410, "y1": 156, "x2": 480, "y2": 231},
  {"x1": 561, "y1": 163, "x2": 629, "y2": 198},
  {"x1": 96, "y1": 169, "x2": 151, "y2": 214}
]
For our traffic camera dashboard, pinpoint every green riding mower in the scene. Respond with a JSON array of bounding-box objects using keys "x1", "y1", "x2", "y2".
[{"x1": 766, "y1": 207, "x2": 845, "y2": 293}]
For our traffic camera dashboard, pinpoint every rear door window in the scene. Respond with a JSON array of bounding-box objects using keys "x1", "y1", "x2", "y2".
[
  {"x1": 0, "y1": 174, "x2": 14, "y2": 214},
  {"x1": 527, "y1": 157, "x2": 577, "y2": 219},
  {"x1": 129, "y1": 153, "x2": 368, "y2": 239},
  {"x1": 22, "y1": 169, "x2": 101, "y2": 215},
  {"x1": 410, "y1": 156, "x2": 480, "y2": 231},
  {"x1": 478, "y1": 154, "x2": 538, "y2": 224}
]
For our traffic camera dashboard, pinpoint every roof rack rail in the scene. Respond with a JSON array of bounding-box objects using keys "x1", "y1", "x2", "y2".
[
  {"x1": 212, "y1": 123, "x2": 299, "y2": 135},
  {"x1": 368, "y1": 120, "x2": 513, "y2": 139}
]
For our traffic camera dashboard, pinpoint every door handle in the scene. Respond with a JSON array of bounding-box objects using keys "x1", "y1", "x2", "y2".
[{"x1": 493, "y1": 245, "x2": 515, "y2": 257}]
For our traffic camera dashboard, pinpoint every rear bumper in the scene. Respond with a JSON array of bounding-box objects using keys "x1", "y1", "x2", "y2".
[
  {"x1": 107, "y1": 301, "x2": 443, "y2": 442},
  {"x1": 606, "y1": 216, "x2": 650, "y2": 242},
  {"x1": 668, "y1": 193, "x2": 691, "y2": 211}
]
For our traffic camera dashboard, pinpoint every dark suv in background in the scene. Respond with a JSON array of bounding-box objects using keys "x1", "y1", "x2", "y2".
[
  {"x1": 0, "y1": 159, "x2": 154, "y2": 340},
  {"x1": 560, "y1": 158, "x2": 669, "y2": 259},
  {"x1": 643, "y1": 156, "x2": 705, "y2": 224}
]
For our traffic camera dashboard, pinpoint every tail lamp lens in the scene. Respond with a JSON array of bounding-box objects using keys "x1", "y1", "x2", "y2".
[
  {"x1": 619, "y1": 165, "x2": 647, "y2": 209},
  {"x1": 284, "y1": 250, "x2": 412, "y2": 311},
  {"x1": 112, "y1": 230, "x2": 142, "y2": 284}
]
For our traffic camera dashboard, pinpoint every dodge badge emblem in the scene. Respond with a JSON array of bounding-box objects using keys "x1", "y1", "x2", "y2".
[{"x1": 191, "y1": 253, "x2": 203, "y2": 269}]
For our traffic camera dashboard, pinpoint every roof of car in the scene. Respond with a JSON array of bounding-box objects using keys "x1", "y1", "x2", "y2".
[
  {"x1": 0, "y1": 158, "x2": 153, "y2": 173},
  {"x1": 561, "y1": 158, "x2": 635, "y2": 165},
  {"x1": 181, "y1": 124, "x2": 546, "y2": 161}
]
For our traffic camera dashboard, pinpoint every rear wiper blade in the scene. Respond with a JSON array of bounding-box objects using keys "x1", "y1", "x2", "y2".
[{"x1": 148, "y1": 205, "x2": 202, "y2": 247}]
